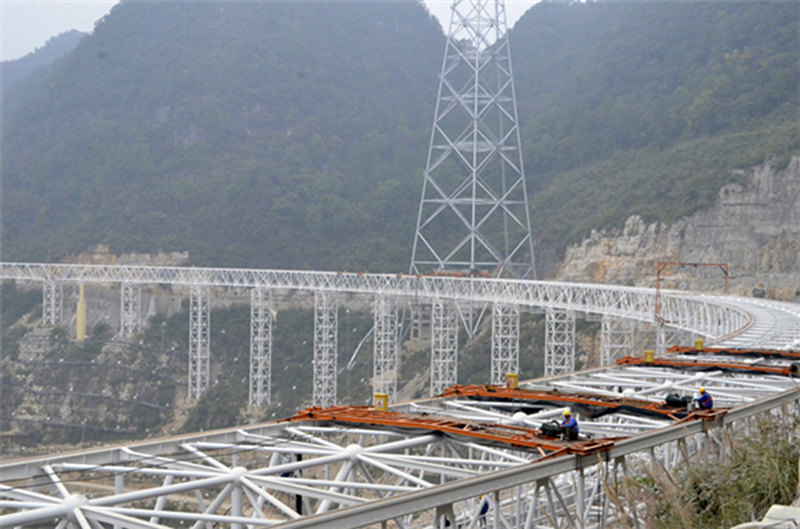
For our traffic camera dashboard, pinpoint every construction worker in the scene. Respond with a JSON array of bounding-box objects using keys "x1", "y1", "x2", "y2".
[
  {"x1": 478, "y1": 495, "x2": 489, "y2": 528},
  {"x1": 694, "y1": 387, "x2": 713, "y2": 410},
  {"x1": 561, "y1": 408, "x2": 579, "y2": 441}
]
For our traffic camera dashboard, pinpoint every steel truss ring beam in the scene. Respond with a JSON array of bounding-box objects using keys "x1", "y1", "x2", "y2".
[{"x1": 4, "y1": 262, "x2": 795, "y2": 347}]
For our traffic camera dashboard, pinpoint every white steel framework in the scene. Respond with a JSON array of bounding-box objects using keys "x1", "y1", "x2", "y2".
[
  {"x1": 545, "y1": 308, "x2": 575, "y2": 376},
  {"x1": 491, "y1": 303, "x2": 519, "y2": 384},
  {"x1": 41, "y1": 280, "x2": 63, "y2": 326},
  {"x1": 431, "y1": 299, "x2": 459, "y2": 395},
  {"x1": 2, "y1": 348, "x2": 798, "y2": 529},
  {"x1": 313, "y1": 290, "x2": 338, "y2": 408},
  {"x1": 373, "y1": 294, "x2": 399, "y2": 400},
  {"x1": 250, "y1": 288, "x2": 273, "y2": 406},
  {"x1": 409, "y1": 300, "x2": 430, "y2": 341},
  {"x1": 409, "y1": 0, "x2": 535, "y2": 280},
  {"x1": 657, "y1": 322, "x2": 695, "y2": 353},
  {"x1": 2, "y1": 262, "x2": 773, "y2": 349},
  {"x1": 119, "y1": 281, "x2": 141, "y2": 336},
  {"x1": 600, "y1": 315, "x2": 635, "y2": 366},
  {"x1": 188, "y1": 285, "x2": 210, "y2": 400}
]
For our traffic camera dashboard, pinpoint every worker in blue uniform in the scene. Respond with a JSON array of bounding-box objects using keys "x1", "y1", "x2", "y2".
[
  {"x1": 561, "y1": 408, "x2": 579, "y2": 441},
  {"x1": 478, "y1": 495, "x2": 489, "y2": 528},
  {"x1": 694, "y1": 387, "x2": 713, "y2": 410}
]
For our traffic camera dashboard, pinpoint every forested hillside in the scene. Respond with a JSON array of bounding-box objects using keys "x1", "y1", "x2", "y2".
[
  {"x1": 2, "y1": 0, "x2": 443, "y2": 269},
  {"x1": 2, "y1": 0, "x2": 797, "y2": 271},
  {"x1": 1, "y1": 30, "x2": 85, "y2": 96},
  {"x1": 512, "y1": 2, "x2": 799, "y2": 252}
]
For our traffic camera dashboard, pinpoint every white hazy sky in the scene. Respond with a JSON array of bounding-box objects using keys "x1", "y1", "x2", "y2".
[{"x1": 1, "y1": 0, "x2": 538, "y2": 62}]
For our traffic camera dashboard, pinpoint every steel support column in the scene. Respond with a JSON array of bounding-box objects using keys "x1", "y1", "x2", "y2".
[
  {"x1": 657, "y1": 324, "x2": 694, "y2": 354},
  {"x1": 119, "y1": 282, "x2": 141, "y2": 337},
  {"x1": 373, "y1": 294, "x2": 399, "y2": 400},
  {"x1": 313, "y1": 290, "x2": 338, "y2": 408},
  {"x1": 431, "y1": 299, "x2": 458, "y2": 395},
  {"x1": 491, "y1": 303, "x2": 519, "y2": 385},
  {"x1": 188, "y1": 285, "x2": 210, "y2": 400},
  {"x1": 42, "y1": 280, "x2": 63, "y2": 326},
  {"x1": 600, "y1": 315, "x2": 635, "y2": 366},
  {"x1": 249, "y1": 288, "x2": 273, "y2": 406},
  {"x1": 545, "y1": 309, "x2": 575, "y2": 376},
  {"x1": 409, "y1": 300, "x2": 430, "y2": 341}
]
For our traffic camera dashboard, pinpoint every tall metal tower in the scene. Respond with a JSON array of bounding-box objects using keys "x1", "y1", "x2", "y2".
[{"x1": 410, "y1": 0, "x2": 535, "y2": 280}]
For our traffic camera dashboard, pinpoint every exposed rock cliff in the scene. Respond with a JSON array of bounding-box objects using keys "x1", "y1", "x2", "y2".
[{"x1": 557, "y1": 157, "x2": 800, "y2": 300}]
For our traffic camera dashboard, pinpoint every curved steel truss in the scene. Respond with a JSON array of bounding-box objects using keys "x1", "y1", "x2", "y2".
[
  {"x1": 2, "y1": 262, "x2": 800, "y2": 406},
  {"x1": 2, "y1": 262, "x2": 791, "y2": 343}
]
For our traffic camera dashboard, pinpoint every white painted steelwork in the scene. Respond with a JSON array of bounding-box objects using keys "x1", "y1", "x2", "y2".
[
  {"x1": 120, "y1": 281, "x2": 141, "y2": 336},
  {"x1": 409, "y1": 0, "x2": 535, "y2": 280},
  {"x1": 600, "y1": 315, "x2": 635, "y2": 366},
  {"x1": 313, "y1": 290, "x2": 338, "y2": 408},
  {"x1": 4, "y1": 262, "x2": 800, "y2": 408},
  {"x1": 250, "y1": 288, "x2": 273, "y2": 406},
  {"x1": 373, "y1": 294, "x2": 399, "y2": 399},
  {"x1": 5, "y1": 263, "x2": 764, "y2": 344},
  {"x1": 41, "y1": 279, "x2": 63, "y2": 326},
  {"x1": 2, "y1": 351, "x2": 798, "y2": 529},
  {"x1": 431, "y1": 299, "x2": 459, "y2": 395},
  {"x1": 545, "y1": 308, "x2": 575, "y2": 376},
  {"x1": 188, "y1": 285, "x2": 210, "y2": 399},
  {"x1": 491, "y1": 303, "x2": 519, "y2": 385}
]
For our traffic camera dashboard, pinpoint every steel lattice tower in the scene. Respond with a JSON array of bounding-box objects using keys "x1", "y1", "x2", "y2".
[
  {"x1": 410, "y1": 0, "x2": 535, "y2": 280},
  {"x1": 249, "y1": 288, "x2": 273, "y2": 406},
  {"x1": 188, "y1": 285, "x2": 210, "y2": 400},
  {"x1": 491, "y1": 303, "x2": 519, "y2": 384},
  {"x1": 313, "y1": 290, "x2": 338, "y2": 408},
  {"x1": 600, "y1": 315, "x2": 636, "y2": 366}
]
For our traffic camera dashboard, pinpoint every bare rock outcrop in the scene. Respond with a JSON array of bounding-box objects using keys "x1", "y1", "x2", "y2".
[{"x1": 557, "y1": 156, "x2": 800, "y2": 300}]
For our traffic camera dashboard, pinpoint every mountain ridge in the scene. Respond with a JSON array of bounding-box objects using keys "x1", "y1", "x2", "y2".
[{"x1": 2, "y1": 1, "x2": 797, "y2": 275}]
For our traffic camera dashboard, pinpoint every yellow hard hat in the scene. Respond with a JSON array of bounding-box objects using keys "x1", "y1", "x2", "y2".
[
  {"x1": 562, "y1": 408, "x2": 571, "y2": 416},
  {"x1": 699, "y1": 387, "x2": 706, "y2": 393}
]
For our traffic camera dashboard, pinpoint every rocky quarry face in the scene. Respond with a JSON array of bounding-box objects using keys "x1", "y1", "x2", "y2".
[{"x1": 557, "y1": 156, "x2": 800, "y2": 300}]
